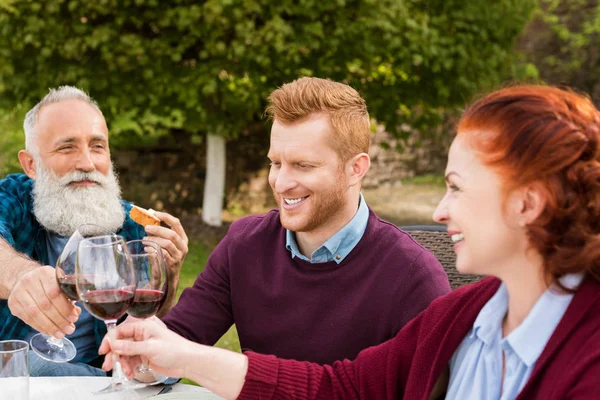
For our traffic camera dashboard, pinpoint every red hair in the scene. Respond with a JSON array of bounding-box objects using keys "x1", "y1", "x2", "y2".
[{"x1": 458, "y1": 85, "x2": 600, "y2": 288}]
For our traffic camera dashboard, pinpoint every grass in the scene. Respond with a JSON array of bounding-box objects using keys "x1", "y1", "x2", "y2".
[{"x1": 402, "y1": 173, "x2": 446, "y2": 187}]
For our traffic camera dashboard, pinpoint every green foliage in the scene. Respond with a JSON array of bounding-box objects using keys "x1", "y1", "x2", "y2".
[
  {"x1": 0, "y1": 0, "x2": 536, "y2": 146},
  {"x1": 0, "y1": 104, "x2": 27, "y2": 175},
  {"x1": 518, "y1": 0, "x2": 600, "y2": 101},
  {"x1": 177, "y1": 240, "x2": 209, "y2": 298}
]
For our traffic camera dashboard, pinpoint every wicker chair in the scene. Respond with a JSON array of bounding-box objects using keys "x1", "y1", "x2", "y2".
[{"x1": 400, "y1": 225, "x2": 482, "y2": 289}]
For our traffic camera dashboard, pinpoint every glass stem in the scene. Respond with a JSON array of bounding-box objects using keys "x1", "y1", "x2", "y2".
[
  {"x1": 106, "y1": 320, "x2": 126, "y2": 383},
  {"x1": 47, "y1": 336, "x2": 64, "y2": 349}
]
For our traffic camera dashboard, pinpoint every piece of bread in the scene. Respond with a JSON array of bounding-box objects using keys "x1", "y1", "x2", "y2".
[{"x1": 130, "y1": 205, "x2": 161, "y2": 226}]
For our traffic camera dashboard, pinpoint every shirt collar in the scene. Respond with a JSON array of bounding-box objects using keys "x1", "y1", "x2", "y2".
[
  {"x1": 286, "y1": 193, "x2": 369, "y2": 264},
  {"x1": 504, "y1": 273, "x2": 583, "y2": 367},
  {"x1": 471, "y1": 282, "x2": 508, "y2": 346}
]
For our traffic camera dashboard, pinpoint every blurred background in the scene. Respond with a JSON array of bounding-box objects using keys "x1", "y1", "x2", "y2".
[{"x1": 0, "y1": 0, "x2": 598, "y2": 351}]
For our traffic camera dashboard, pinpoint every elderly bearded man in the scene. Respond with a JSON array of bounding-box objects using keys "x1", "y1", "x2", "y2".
[{"x1": 0, "y1": 86, "x2": 189, "y2": 376}]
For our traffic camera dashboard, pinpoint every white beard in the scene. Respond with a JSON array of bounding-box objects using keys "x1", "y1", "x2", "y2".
[{"x1": 32, "y1": 163, "x2": 126, "y2": 237}]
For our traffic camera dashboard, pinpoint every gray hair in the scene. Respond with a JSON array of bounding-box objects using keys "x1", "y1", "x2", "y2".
[{"x1": 24, "y1": 86, "x2": 102, "y2": 155}]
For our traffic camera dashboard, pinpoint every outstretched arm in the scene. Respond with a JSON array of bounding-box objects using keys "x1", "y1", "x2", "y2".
[
  {"x1": 1, "y1": 237, "x2": 79, "y2": 337},
  {"x1": 100, "y1": 301, "x2": 434, "y2": 400},
  {"x1": 100, "y1": 319, "x2": 247, "y2": 400}
]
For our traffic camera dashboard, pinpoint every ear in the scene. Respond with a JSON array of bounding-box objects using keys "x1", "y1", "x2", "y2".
[
  {"x1": 516, "y1": 184, "x2": 546, "y2": 226},
  {"x1": 18, "y1": 150, "x2": 37, "y2": 179},
  {"x1": 346, "y1": 153, "x2": 371, "y2": 187}
]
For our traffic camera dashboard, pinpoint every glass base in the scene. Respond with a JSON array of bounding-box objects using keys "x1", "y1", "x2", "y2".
[
  {"x1": 30, "y1": 333, "x2": 76, "y2": 363},
  {"x1": 132, "y1": 368, "x2": 169, "y2": 386},
  {"x1": 94, "y1": 370, "x2": 168, "y2": 395},
  {"x1": 93, "y1": 379, "x2": 149, "y2": 395}
]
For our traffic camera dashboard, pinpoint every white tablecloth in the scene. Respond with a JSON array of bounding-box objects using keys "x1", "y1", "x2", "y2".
[{"x1": 29, "y1": 377, "x2": 223, "y2": 399}]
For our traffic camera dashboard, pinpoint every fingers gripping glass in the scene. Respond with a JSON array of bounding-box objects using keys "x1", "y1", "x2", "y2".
[
  {"x1": 75, "y1": 234, "x2": 143, "y2": 394},
  {"x1": 126, "y1": 239, "x2": 169, "y2": 385},
  {"x1": 30, "y1": 224, "x2": 115, "y2": 363}
]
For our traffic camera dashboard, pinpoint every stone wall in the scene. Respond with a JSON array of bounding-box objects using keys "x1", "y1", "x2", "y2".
[{"x1": 364, "y1": 124, "x2": 450, "y2": 189}]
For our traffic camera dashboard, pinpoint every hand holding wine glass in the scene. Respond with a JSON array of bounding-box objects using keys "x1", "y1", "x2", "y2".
[
  {"x1": 126, "y1": 239, "x2": 168, "y2": 384},
  {"x1": 76, "y1": 234, "x2": 139, "y2": 394},
  {"x1": 30, "y1": 223, "x2": 114, "y2": 363}
]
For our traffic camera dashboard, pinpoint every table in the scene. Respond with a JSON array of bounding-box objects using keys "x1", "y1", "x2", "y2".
[{"x1": 29, "y1": 377, "x2": 224, "y2": 399}]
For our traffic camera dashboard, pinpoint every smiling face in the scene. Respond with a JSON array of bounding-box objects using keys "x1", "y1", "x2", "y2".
[
  {"x1": 18, "y1": 99, "x2": 125, "y2": 237},
  {"x1": 33, "y1": 99, "x2": 111, "y2": 181},
  {"x1": 268, "y1": 114, "x2": 358, "y2": 236},
  {"x1": 432, "y1": 135, "x2": 529, "y2": 276}
]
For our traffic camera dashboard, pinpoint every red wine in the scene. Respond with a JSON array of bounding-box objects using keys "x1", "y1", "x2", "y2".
[
  {"x1": 57, "y1": 275, "x2": 79, "y2": 301},
  {"x1": 81, "y1": 289, "x2": 134, "y2": 320},
  {"x1": 128, "y1": 289, "x2": 164, "y2": 318}
]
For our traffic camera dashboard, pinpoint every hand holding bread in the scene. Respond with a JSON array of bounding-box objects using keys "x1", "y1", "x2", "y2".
[
  {"x1": 130, "y1": 205, "x2": 161, "y2": 227},
  {"x1": 129, "y1": 206, "x2": 189, "y2": 315}
]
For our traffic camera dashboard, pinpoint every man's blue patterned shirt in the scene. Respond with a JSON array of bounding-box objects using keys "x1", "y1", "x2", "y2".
[{"x1": 0, "y1": 173, "x2": 145, "y2": 363}]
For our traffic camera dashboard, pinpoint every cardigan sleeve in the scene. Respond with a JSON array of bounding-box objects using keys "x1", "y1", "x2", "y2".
[{"x1": 238, "y1": 303, "x2": 431, "y2": 400}]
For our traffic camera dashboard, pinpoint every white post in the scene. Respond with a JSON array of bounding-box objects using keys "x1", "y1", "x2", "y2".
[{"x1": 202, "y1": 134, "x2": 226, "y2": 227}]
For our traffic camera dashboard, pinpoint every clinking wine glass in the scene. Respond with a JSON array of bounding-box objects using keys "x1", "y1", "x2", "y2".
[
  {"x1": 75, "y1": 234, "x2": 143, "y2": 394},
  {"x1": 29, "y1": 224, "x2": 115, "y2": 363},
  {"x1": 126, "y1": 239, "x2": 169, "y2": 385}
]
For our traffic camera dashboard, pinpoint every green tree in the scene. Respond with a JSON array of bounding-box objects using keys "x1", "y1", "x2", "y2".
[
  {"x1": 0, "y1": 104, "x2": 26, "y2": 176},
  {"x1": 0, "y1": 0, "x2": 535, "y2": 224},
  {"x1": 518, "y1": 0, "x2": 600, "y2": 102}
]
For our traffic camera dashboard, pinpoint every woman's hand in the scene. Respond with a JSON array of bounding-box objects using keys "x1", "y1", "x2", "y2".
[
  {"x1": 99, "y1": 318, "x2": 189, "y2": 378},
  {"x1": 99, "y1": 318, "x2": 248, "y2": 399}
]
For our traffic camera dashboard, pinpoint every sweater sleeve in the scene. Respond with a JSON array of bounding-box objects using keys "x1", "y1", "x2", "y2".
[
  {"x1": 161, "y1": 231, "x2": 234, "y2": 345},
  {"x1": 238, "y1": 304, "x2": 431, "y2": 400}
]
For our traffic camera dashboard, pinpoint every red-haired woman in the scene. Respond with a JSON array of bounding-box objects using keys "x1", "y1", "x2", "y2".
[{"x1": 101, "y1": 85, "x2": 600, "y2": 399}]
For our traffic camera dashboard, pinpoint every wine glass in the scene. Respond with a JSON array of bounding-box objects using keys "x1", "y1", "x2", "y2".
[
  {"x1": 29, "y1": 224, "x2": 115, "y2": 363},
  {"x1": 75, "y1": 234, "x2": 143, "y2": 394},
  {"x1": 126, "y1": 239, "x2": 169, "y2": 385}
]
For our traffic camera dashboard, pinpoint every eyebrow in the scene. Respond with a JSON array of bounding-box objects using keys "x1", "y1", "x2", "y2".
[
  {"x1": 266, "y1": 153, "x2": 321, "y2": 164},
  {"x1": 445, "y1": 171, "x2": 461, "y2": 182},
  {"x1": 53, "y1": 135, "x2": 107, "y2": 147}
]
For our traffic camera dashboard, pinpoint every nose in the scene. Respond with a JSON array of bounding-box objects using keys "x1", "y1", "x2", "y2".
[
  {"x1": 432, "y1": 193, "x2": 450, "y2": 224},
  {"x1": 75, "y1": 148, "x2": 96, "y2": 173},
  {"x1": 271, "y1": 165, "x2": 297, "y2": 194}
]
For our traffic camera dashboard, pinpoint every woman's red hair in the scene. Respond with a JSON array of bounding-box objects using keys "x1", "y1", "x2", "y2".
[{"x1": 458, "y1": 85, "x2": 600, "y2": 288}]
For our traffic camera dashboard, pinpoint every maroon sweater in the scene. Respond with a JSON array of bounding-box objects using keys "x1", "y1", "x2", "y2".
[
  {"x1": 163, "y1": 209, "x2": 450, "y2": 365},
  {"x1": 240, "y1": 276, "x2": 600, "y2": 399}
]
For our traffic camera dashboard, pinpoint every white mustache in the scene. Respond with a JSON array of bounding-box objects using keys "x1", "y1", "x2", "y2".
[
  {"x1": 32, "y1": 163, "x2": 125, "y2": 237},
  {"x1": 58, "y1": 170, "x2": 107, "y2": 187}
]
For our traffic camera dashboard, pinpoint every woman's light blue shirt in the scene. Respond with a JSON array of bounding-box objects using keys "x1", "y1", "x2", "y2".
[{"x1": 446, "y1": 273, "x2": 583, "y2": 400}]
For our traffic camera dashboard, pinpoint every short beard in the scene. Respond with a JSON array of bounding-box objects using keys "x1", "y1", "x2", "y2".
[
  {"x1": 275, "y1": 168, "x2": 348, "y2": 233},
  {"x1": 32, "y1": 163, "x2": 126, "y2": 237}
]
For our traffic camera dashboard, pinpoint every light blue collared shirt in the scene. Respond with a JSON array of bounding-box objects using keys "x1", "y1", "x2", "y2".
[
  {"x1": 446, "y1": 273, "x2": 583, "y2": 400},
  {"x1": 285, "y1": 193, "x2": 369, "y2": 264}
]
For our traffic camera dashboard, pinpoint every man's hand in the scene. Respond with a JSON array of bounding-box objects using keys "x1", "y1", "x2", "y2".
[
  {"x1": 7, "y1": 266, "x2": 80, "y2": 337},
  {"x1": 142, "y1": 211, "x2": 188, "y2": 313}
]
